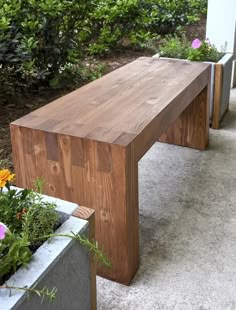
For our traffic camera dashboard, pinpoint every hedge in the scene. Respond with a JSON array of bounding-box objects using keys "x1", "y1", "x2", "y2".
[{"x1": 0, "y1": 0, "x2": 207, "y2": 102}]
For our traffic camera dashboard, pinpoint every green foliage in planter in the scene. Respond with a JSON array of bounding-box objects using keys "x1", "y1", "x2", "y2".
[
  {"x1": 22, "y1": 197, "x2": 59, "y2": 246},
  {"x1": 0, "y1": 188, "x2": 59, "y2": 238},
  {"x1": 0, "y1": 174, "x2": 58, "y2": 278},
  {"x1": 0, "y1": 185, "x2": 59, "y2": 278},
  {"x1": 187, "y1": 39, "x2": 224, "y2": 62},
  {"x1": 0, "y1": 170, "x2": 111, "y2": 302},
  {"x1": 157, "y1": 35, "x2": 190, "y2": 59},
  {"x1": 0, "y1": 233, "x2": 32, "y2": 276},
  {"x1": 158, "y1": 35, "x2": 224, "y2": 62}
]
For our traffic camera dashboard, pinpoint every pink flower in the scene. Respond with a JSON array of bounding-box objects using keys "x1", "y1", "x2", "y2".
[
  {"x1": 0, "y1": 223, "x2": 8, "y2": 240},
  {"x1": 191, "y1": 38, "x2": 202, "y2": 49}
]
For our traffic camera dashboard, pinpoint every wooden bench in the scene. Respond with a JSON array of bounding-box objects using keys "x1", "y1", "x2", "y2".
[{"x1": 10, "y1": 57, "x2": 211, "y2": 285}]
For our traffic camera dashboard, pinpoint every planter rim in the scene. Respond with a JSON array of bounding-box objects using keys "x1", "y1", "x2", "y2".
[
  {"x1": 216, "y1": 52, "x2": 233, "y2": 65},
  {"x1": 0, "y1": 188, "x2": 87, "y2": 309},
  {"x1": 153, "y1": 52, "x2": 233, "y2": 65}
]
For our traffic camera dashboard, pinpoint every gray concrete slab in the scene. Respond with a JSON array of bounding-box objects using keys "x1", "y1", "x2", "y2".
[{"x1": 97, "y1": 89, "x2": 236, "y2": 310}]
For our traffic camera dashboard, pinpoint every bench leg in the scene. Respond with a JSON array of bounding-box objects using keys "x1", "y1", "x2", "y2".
[
  {"x1": 158, "y1": 86, "x2": 210, "y2": 150},
  {"x1": 10, "y1": 126, "x2": 139, "y2": 285},
  {"x1": 77, "y1": 141, "x2": 139, "y2": 285}
]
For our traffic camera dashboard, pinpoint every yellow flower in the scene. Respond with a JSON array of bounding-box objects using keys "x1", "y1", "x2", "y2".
[{"x1": 0, "y1": 169, "x2": 15, "y2": 188}]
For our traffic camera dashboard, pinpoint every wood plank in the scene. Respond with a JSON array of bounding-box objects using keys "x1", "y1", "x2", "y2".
[
  {"x1": 73, "y1": 206, "x2": 96, "y2": 310},
  {"x1": 70, "y1": 140, "x2": 139, "y2": 285},
  {"x1": 68, "y1": 139, "x2": 139, "y2": 285},
  {"x1": 11, "y1": 58, "x2": 211, "y2": 146},
  {"x1": 158, "y1": 86, "x2": 210, "y2": 150},
  {"x1": 132, "y1": 77, "x2": 210, "y2": 161},
  {"x1": 212, "y1": 64, "x2": 223, "y2": 129}
]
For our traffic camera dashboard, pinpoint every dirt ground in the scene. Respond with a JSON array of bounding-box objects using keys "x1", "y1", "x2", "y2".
[{"x1": 0, "y1": 18, "x2": 206, "y2": 170}]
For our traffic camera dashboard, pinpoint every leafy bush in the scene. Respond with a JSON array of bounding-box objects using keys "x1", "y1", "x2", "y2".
[
  {"x1": 0, "y1": 232, "x2": 32, "y2": 276},
  {"x1": 0, "y1": 0, "x2": 99, "y2": 100},
  {"x1": 0, "y1": 0, "x2": 208, "y2": 101},
  {"x1": 0, "y1": 173, "x2": 60, "y2": 271},
  {"x1": 88, "y1": 0, "x2": 156, "y2": 55},
  {"x1": 88, "y1": 0, "x2": 207, "y2": 55},
  {"x1": 147, "y1": 0, "x2": 207, "y2": 33}
]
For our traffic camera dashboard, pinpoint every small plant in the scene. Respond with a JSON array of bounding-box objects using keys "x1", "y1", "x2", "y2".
[
  {"x1": 0, "y1": 228, "x2": 32, "y2": 277},
  {"x1": 187, "y1": 38, "x2": 224, "y2": 62},
  {"x1": 0, "y1": 169, "x2": 111, "y2": 303},
  {"x1": 159, "y1": 35, "x2": 224, "y2": 63},
  {"x1": 158, "y1": 34, "x2": 190, "y2": 59}
]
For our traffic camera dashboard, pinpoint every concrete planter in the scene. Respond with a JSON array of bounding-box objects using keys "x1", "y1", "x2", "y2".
[
  {"x1": 153, "y1": 53, "x2": 233, "y2": 129},
  {"x1": 0, "y1": 189, "x2": 96, "y2": 310},
  {"x1": 211, "y1": 53, "x2": 233, "y2": 128}
]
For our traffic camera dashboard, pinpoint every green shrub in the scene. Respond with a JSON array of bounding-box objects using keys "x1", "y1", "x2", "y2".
[
  {"x1": 148, "y1": 0, "x2": 207, "y2": 34},
  {"x1": 88, "y1": 0, "x2": 208, "y2": 55},
  {"x1": 0, "y1": 0, "x2": 98, "y2": 100},
  {"x1": 88, "y1": 0, "x2": 156, "y2": 55},
  {"x1": 0, "y1": 0, "x2": 208, "y2": 101}
]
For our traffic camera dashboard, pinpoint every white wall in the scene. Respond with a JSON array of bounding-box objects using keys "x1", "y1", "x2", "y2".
[
  {"x1": 206, "y1": 0, "x2": 236, "y2": 86},
  {"x1": 206, "y1": 0, "x2": 236, "y2": 54}
]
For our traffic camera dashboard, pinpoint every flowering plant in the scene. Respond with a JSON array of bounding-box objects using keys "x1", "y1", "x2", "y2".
[
  {"x1": 0, "y1": 223, "x2": 8, "y2": 240},
  {"x1": 187, "y1": 38, "x2": 224, "y2": 62},
  {"x1": 0, "y1": 169, "x2": 110, "y2": 302},
  {"x1": 159, "y1": 35, "x2": 224, "y2": 63},
  {"x1": 0, "y1": 170, "x2": 15, "y2": 189}
]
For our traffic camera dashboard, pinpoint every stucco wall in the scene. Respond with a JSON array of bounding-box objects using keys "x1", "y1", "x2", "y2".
[
  {"x1": 206, "y1": 0, "x2": 236, "y2": 55},
  {"x1": 206, "y1": 0, "x2": 236, "y2": 86}
]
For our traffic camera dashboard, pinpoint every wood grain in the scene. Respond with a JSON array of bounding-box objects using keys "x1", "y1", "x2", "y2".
[
  {"x1": 158, "y1": 86, "x2": 210, "y2": 150},
  {"x1": 12, "y1": 58, "x2": 211, "y2": 147},
  {"x1": 73, "y1": 206, "x2": 96, "y2": 310},
  {"x1": 212, "y1": 64, "x2": 223, "y2": 129},
  {"x1": 10, "y1": 57, "x2": 211, "y2": 285}
]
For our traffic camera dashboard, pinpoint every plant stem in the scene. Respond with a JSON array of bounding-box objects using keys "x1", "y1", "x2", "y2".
[
  {"x1": 34, "y1": 233, "x2": 112, "y2": 268},
  {"x1": 0, "y1": 284, "x2": 57, "y2": 302}
]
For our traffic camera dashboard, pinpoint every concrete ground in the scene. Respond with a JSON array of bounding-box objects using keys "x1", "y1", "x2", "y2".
[{"x1": 97, "y1": 89, "x2": 236, "y2": 310}]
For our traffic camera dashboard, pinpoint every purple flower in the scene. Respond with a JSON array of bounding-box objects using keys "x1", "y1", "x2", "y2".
[
  {"x1": 0, "y1": 223, "x2": 7, "y2": 240},
  {"x1": 191, "y1": 38, "x2": 202, "y2": 49}
]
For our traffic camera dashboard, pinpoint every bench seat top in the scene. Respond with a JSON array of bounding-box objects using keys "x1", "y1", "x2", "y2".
[{"x1": 12, "y1": 57, "x2": 211, "y2": 147}]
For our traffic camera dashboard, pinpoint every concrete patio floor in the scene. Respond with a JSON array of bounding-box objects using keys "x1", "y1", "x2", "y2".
[{"x1": 97, "y1": 88, "x2": 236, "y2": 310}]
